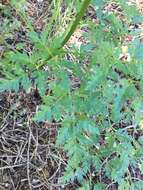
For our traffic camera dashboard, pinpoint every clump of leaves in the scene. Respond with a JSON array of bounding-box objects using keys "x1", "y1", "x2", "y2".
[{"x1": 1, "y1": 0, "x2": 143, "y2": 189}]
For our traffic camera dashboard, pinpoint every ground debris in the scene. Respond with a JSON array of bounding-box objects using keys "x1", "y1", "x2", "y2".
[{"x1": 0, "y1": 92, "x2": 76, "y2": 190}]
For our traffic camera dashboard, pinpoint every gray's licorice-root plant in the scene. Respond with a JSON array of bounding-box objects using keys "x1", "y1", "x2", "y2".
[{"x1": 1, "y1": 0, "x2": 143, "y2": 189}]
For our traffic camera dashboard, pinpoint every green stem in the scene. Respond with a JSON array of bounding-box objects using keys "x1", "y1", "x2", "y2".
[
  {"x1": 61, "y1": 0, "x2": 91, "y2": 47},
  {"x1": 36, "y1": 0, "x2": 91, "y2": 70}
]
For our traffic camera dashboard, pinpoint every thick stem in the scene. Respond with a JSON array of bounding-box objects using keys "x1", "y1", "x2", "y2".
[
  {"x1": 61, "y1": 0, "x2": 91, "y2": 47},
  {"x1": 36, "y1": 0, "x2": 91, "y2": 70}
]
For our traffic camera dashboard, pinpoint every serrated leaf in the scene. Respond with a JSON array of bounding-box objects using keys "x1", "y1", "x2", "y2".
[
  {"x1": 134, "y1": 43, "x2": 143, "y2": 60},
  {"x1": 0, "y1": 78, "x2": 20, "y2": 93},
  {"x1": 94, "y1": 183, "x2": 106, "y2": 190},
  {"x1": 34, "y1": 106, "x2": 52, "y2": 122},
  {"x1": 21, "y1": 75, "x2": 31, "y2": 93},
  {"x1": 33, "y1": 71, "x2": 48, "y2": 96},
  {"x1": 118, "y1": 180, "x2": 130, "y2": 190},
  {"x1": 78, "y1": 120, "x2": 100, "y2": 135}
]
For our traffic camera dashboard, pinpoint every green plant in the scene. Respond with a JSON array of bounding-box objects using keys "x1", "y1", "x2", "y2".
[{"x1": 1, "y1": 0, "x2": 143, "y2": 189}]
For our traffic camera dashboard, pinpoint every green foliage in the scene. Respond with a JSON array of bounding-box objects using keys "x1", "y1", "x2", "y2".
[{"x1": 1, "y1": 0, "x2": 143, "y2": 189}]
